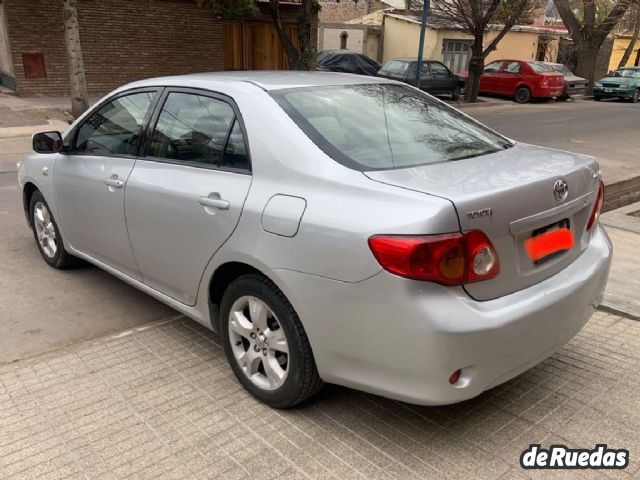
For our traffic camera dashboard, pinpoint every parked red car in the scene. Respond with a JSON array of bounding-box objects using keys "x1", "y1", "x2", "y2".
[{"x1": 459, "y1": 60, "x2": 564, "y2": 103}]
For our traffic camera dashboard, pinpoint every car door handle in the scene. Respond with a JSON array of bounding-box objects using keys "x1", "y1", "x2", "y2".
[
  {"x1": 199, "y1": 196, "x2": 230, "y2": 210},
  {"x1": 104, "y1": 178, "x2": 124, "y2": 189}
]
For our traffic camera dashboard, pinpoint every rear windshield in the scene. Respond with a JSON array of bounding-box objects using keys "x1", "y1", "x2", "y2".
[
  {"x1": 529, "y1": 62, "x2": 553, "y2": 73},
  {"x1": 615, "y1": 69, "x2": 640, "y2": 78},
  {"x1": 271, "y1": 84, "x2": 512, "y2": 171},
  {"x1": 379, "y1": 60, "x2": 409, "y2": 76},
  {"x1": 550, "y1": 64, "x2": 572, "y2": 76}
]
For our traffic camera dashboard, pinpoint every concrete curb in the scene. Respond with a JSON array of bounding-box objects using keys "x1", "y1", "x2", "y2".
[{"x1": 603, "y1": 175, "x2": 640, "y2": 212}]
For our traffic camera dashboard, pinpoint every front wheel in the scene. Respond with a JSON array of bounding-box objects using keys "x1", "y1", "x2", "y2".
[
  {"x1": 29, "y1": 191, "x2": 76, "y2": 269},
  {"x1": 220, "y1": 274, "x2": 323, "y2": 408},
  {"x1": 631, "y1": 89, "x2": 639, "y2": 103},
  {"x1": 514, "y1": 87, "x2": 531, "y2": 104}
]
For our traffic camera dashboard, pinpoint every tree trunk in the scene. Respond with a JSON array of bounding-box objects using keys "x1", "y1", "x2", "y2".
[
  {"x1": 574, "y1": 41, "x2": 600, "y2": 93},
  {"x1": 269, "y1": 0, "x2": 300, "y2": 69},
  {"x1": 62, "y1": 0, "x2": 89, "y2": 118},
  {"x1": 635, "y1": 46, "x2": 640, "y2": 66},
  {"x1": 464, "y1": 35, "x2": 485, "y2": 103},
  {"x1": 618, "y1": 11, "x2": 640, "y2": 68},
  {"x1": 296, "y1": 0, "x2": 314, "y2": 70}
]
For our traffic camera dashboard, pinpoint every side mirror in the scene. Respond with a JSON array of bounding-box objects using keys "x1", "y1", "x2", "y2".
[{"x1": 33, "y1": 131, "x2": 63, "y2": 154}]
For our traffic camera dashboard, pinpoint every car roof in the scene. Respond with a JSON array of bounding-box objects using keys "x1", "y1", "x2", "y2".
[
  {"x1": 123, "y1": 71, "x2": 395, "y2": 92},
  {"x1": 318, "y1": 50, "x2": 364, "y2": 55},
  {"x1": 385, "y1": 58, "x2": 442, "y2": 63}
]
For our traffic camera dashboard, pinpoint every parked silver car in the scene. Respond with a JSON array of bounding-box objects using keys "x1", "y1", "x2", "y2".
[{"x1": 19, "y1": 72, "x2": 611, "y2": 408}]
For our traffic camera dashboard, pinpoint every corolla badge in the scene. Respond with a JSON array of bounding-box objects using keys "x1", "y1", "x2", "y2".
[{"x1": 553, "y1": 179, "x2": 569, "y2": 201}]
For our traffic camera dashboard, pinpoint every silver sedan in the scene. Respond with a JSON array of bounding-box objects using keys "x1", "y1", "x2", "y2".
[{"x1": 19, "y1": 72, "x2": 612, "y2": 408}]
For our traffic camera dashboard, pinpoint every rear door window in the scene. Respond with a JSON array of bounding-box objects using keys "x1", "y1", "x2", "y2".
[
  {"x1": 504, "y1": 62, "x2": 521, "y2": 74},
  {"x1": 147, "y1": 92, "x2": 248, "y2": 170}
]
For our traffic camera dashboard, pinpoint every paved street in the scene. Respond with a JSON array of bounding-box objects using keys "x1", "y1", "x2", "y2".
[
  {"x1": 1, "y1": 311, "x2": 640, "y2": 480},
  {"x1": 465, "y1": 99, "x2": 640, "y2": 186},
  {"x1": 0, "y1": 184, "x2": 176, "y2": 364}
]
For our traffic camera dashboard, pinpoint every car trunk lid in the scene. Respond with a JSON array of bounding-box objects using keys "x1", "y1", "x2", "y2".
[
  {"x1": 541, "y1": 72, "x2": 564, "y2": 88},
  {"x1": 364, "y1": 143, "x2": 601, "y2": 300}
]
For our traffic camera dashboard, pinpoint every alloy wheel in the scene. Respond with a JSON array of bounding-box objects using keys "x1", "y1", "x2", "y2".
[
  {"x1": 33, "y1": 201, "x2": 58, "y2": 258},
  {"x1": 228, "y1": 295, "x2": 289, "y2": 390}
]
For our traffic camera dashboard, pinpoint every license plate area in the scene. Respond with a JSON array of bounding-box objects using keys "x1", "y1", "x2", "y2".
[{"x1": 525, "y1": 218, "x2": 574, "y2": 265}]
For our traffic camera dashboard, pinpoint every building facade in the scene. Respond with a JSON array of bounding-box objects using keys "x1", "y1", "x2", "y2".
[{"x1": 0, "y1": 0, "x2": 317, "y2": 96}]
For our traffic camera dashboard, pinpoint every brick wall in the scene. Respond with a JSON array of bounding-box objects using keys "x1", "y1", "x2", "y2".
[
  {"x1": 318, "y1": 0, "x2": 386, "y2": 24},
  {"x1": 3, "y1": 0, "x2": 315, "y2": 96}
]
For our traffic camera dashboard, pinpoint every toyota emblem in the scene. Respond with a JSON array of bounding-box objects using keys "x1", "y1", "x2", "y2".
[{"x1": 553, "y1": 179, "x2": 568, "y2": 201}]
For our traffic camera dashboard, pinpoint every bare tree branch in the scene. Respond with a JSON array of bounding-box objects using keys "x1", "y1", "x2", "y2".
[{"x1": 483, "y1": 0, "x2": 529, "y2": 56}]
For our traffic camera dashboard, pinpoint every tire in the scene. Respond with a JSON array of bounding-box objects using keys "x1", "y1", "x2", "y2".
[
  {"x1": 220, "y1": 274, "x2": 323, "y2": 408},
  {"x1": 556, "y1": 94, "x2": 569, "y2": 102},
  {"x1": 29, "y1": 191, "x2": 76, "y2": 269},
  {"x1": 451, "y1": 85, "x2": 461, "y2": 101},
  {"x1": 631, "y1": 89, "x2": 639, "y2": 103},
  {"x1": 514, "y1": 86, "x2": 531, "y2": 104},
  {"x1": 594, "y1": 96, "x2": 602, "y2": 101}
]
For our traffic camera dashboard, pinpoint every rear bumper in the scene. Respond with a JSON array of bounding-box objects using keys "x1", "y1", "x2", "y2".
[
  {"x1": 564, "y1": 86, "x2": 586, "y2": 97},
  {"x1": 278, "y1": 224, "x2": 612, "y2": 405},
  {"x1": 535, "y1": 86, "x2": 564, "y2": 98}
]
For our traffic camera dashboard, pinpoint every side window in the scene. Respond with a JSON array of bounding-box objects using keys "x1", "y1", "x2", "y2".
[
  {"x1": 408, "y1": 63, "x2": 430, "y2": 80},
  {"x1": 419, "y1": 63, "x2": 431, "y2": 79},
  {"x1": 504, "y1": 61, "x2": 521, "y2": 74},
  {"x1": 148, "y1": 92, "x2": 235, "y2": 166},
  {"x1": 430, "y1": 62, "x2": 451, "y2": 78},
  {"x1": 73, "y1": 92, "x2": 154, "y2": 156},
  {"x1": 484, "y1": 61, "x2": 502, "y2": 73},
  {"x1": 221, "y1": 119, "x2": 249, "y2": 170}
]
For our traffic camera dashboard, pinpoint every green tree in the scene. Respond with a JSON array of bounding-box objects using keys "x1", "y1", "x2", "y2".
[{"x1": 197, "y1": 0, "x2": 319, "y2": 70}]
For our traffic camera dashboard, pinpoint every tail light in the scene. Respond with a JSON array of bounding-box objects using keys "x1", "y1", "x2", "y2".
[
  {"x1": 368, "y1": 231, "x2": 500, "y2": 286},
  {"x1": 541, "y1": 77, "x2": 549, "y2": 87},
  {"x1": 586, "y1": 180, "x2": 605, "y2": 231}
]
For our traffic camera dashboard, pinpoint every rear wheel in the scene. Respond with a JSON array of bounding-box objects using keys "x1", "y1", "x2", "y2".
[
  {"x1": 514, "y1": 86, "x2": 531, "y2": 104},
  {"x1": 220, "y1": 274, "x2": 323, "y2": 408},
  {"x1": 29, "y1": 191, "x2": 76, "y2": 269},
  {"x1": 631, "y1": 89, "x2": 639, "y2": 103},
  {"x1": 556, "y1": 94, "x2": 569, "y2": 102},
  {"x1": 594, "y1": 96, "x2": 602, "y2": 101}
]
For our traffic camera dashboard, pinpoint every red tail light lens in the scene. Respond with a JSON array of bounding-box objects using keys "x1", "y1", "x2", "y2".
[
  {"x1": 368, "y1": 231, "x2": 500, "y2": 285},
  {"x1": 586, "y1": 181, "x2": 605, "y2": 231}
]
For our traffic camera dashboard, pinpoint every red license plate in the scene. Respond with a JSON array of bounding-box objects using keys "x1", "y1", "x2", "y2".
[{"x1": 524, "y1": 220, "x2": 574, "y2": 263}]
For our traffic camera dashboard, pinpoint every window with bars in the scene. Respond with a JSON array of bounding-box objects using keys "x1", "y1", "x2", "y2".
[{"x1": 441, "y1": 40, "x2": 471, "y2": 73}]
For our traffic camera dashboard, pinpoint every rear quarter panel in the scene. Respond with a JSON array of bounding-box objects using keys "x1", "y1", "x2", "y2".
[{"x1": 208, "y1": 87, "x2": 461, "y2": 284}]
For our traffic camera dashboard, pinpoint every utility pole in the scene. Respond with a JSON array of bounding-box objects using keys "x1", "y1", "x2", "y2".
[{"x1": 415, "y1": 0, "x2": 430, "y2": 87}]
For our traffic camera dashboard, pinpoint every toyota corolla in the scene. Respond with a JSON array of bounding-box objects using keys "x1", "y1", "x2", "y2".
[{"x1": 19, "y1": 72, "x2": 611, "y2": 408}]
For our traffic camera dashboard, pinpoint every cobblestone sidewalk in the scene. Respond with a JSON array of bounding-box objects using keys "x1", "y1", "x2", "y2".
[{"x1": 1, "y1": 311, "x2": 639, "y2": 480}]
